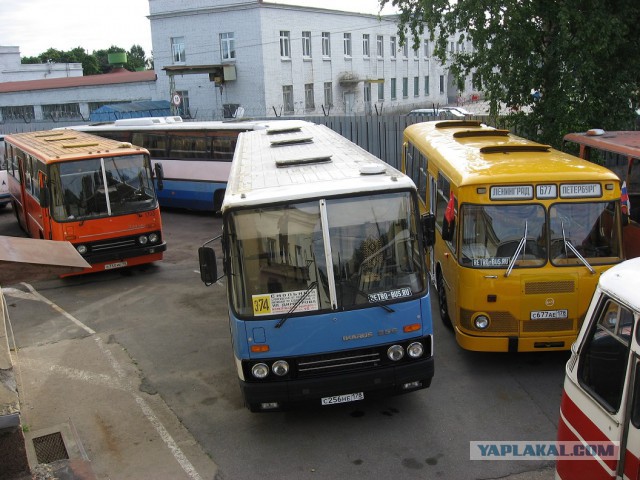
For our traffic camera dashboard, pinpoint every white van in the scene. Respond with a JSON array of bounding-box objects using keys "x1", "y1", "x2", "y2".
[{"x1": 556, "y1": 257, "x2": 640, "y2": 479}]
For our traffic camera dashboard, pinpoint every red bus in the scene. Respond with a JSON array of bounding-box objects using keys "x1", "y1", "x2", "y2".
[
  {"x1": 563, "y1": 129, "x2": 640, "y2": 259},
  {"x1": 4, "y1": 130, "x2": 166, "y2": 275}
]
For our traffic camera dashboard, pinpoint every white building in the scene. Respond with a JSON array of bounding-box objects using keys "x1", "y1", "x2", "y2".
[
  {"x1": 0, "y1": 46, "x2": 83, "y2": 83},
  {"x1": 149, "y1": 0, "x2": 473, "y2": 118},
  {"x1": 0, "y1": 0, "x2": 475, "y2": 130}
]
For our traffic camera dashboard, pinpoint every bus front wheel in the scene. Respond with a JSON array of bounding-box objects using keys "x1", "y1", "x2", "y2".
[{"x1": 437, "y1": 271, "x2": 452, "y2": 330}]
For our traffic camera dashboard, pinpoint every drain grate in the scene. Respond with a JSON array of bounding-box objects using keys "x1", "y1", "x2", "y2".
[{"x1": 32, "y1": 432, "x2": 69, "y2": 464}]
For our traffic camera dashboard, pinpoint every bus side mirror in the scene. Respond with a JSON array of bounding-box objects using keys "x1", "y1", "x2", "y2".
[
  {"x1": 39, "y1": 186, "x2": 50, "y2": 208},
  {"x1": 199, "y1": 246, "x2": 218, "y2": 286},
  {"x1": 154, "y1": 163, "x2": 164, "y2": 191},
  {"x1": 422, "y1": 213, "x2": 436, "y2": 247}
]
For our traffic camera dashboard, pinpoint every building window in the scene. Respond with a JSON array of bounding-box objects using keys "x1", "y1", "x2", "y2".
[
  {"x1": 378, "y1": 82, "x2": 384, "y2": 100},
  {"x1": 391, "y1": 78, "x2": 397, "y2": 100},
  {"x1": 362, "y1": 34, "x2": 370, "y2": 58},
  {"x1": 440, "y1": 75, "x2": 445, "y2": 94},
  {"x1": 42, "y1": 103, "x2": 81, "y2": 120},
  {"x1": 390, "y1": 36, "x2": 397, "y2": 59},
  {"x1": 402, "y1": 42, "x2": 408, "y2": 59},
  {"x1": 413, "y1": 44, "x2": 419, "y2": 60},
  {"x1": 343, "y1": 33, "x2": 352, "y2": 57},
  {"x1": 283, "y1": 85, "x2": 294, "y2": 113},
  {"x1": 305, "y1": 83, "x2": 315, "y2": 110},
  {"x1": 364, "y1": 83, "x2": 371, "y2": 102},
  {"x1": 376, "y1": 35, "x2": 384, "y2": 58},
  {"x1": 423, "y1": 39, "x2": 430, "y2": 58},
  {"x1": 1, "y1": 105, "x2": 35, "y2": 122},
  {"x1": 424, "y1": 75, "x2": 430, "y2": 95},
  {"x1": 324, "y1": 82, "x2": 333, "y2": 107},
  {"x1": 414, "y1": 77, "x2": 419, "y2": 97},
  {"x1": 322, "y1": 32, "x2": 331, "y2": 57},
  {"x1": 302, "y1": 31, "x2": 312, "y2": 58},
  {"x1": 171, "y1": 36, "x2": 186, "y2": 63},
  {"x1": 220, "y1": 33, "x2": 235, "y2": 61},
  {"x1": 280, "y1": 31, "x2": 291, "y2": 59},
  {"x1": 402, "y1": 77, "x2": 408, "y2": 98},
  {"x1": 449, "y1": 41, "x2": 455, "y2": 54}
]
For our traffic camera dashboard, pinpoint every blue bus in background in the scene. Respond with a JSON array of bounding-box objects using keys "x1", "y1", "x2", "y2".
[
  {"x1": 199, "y1": 121, "x2": 435, "y2": 411},
  {"x1": 63, "y1": 117, "x2": 272, "y2": 212}
]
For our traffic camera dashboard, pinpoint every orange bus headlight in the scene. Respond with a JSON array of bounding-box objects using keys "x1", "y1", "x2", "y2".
[
  {"x1": 138, "y1": 235, "x2": 149, "y2": 245},
  {"x1": 474, "y1": 314, "x2": 490, "y2": 330},
  {"x1": 149, "y1": 232, "x2": 160, "y2": 243},
  {"x1": 76, "y1": 245, "x2": 88, "y2": 255}
]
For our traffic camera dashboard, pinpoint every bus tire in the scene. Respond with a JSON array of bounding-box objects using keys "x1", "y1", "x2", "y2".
[{"x1": 437, "y1": 270, "x2": 452, "y2": 330}]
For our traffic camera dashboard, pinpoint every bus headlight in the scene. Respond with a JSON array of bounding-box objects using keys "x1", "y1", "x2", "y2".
[
  {"x1": 251, "y1": 363, "x2": 269, "y2": 379},
  {"x1": 272, "y1": 360, "x2": 289, "y2": 376},
  {"x1": 76, "y1": 245, "x2": 88, "y2": 255},
  {"x1": 138, "y1": 235, "x2": 149, "y2": 245},
  {"x1": 474, "y1": 315, "x2": 490, "y2": 330},
  {"x1": 148, "y1": 232, "x2": 160, "y2": 243},
  {"x1": 387, "y1": 345, "x2": 405, "y2": 361},
  {"x1": 407, "y1": 342, "x2": 424, "y2": 359}
]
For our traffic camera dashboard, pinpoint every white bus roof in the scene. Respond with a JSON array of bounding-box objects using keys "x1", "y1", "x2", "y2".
[
  {"x1": 598, "y1": 257, "x2": 640, "y2": 313},
  {"x1": 59, "y1": 117, "x2": 306, "y2": 133},
  {"x1": 223, "y1": 122, "x2": 415, "y2": 210}
]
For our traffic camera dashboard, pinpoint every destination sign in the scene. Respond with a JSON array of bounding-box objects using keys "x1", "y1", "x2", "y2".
[
  {"x1": 560, "y1": 183, "x2": 601, "y2": 198},
  {"x1": 536, "y1": 184, "x2": 557, "y2": 199},
  {"x1": 490, "y1": 185, "x2": 533, "y2": 200}
]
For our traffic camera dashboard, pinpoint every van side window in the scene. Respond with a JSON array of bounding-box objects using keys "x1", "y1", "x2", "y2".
[{"x1": 578, "y1": 298, "x2": 632, "y2": 413}]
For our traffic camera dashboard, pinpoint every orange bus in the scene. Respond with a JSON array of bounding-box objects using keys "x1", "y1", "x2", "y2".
[
  {"x1": 563, "y1": 129, "x2": 640, "y2": 259},
  {"x1": 4, "y1": 130, "x2": 166, "y2": 275}
]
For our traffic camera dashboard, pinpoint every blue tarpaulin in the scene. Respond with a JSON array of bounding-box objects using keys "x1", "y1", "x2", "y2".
[{"x1": 89, "y1": 100, "x2": 171, "y2": 121}]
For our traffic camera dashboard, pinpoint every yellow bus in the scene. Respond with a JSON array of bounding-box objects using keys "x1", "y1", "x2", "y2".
[{"x1": 402, "y1": 120, "x2": 625, "y2": 352}]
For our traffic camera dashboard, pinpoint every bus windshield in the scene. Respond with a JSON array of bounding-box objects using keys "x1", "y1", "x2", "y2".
[
  {"x1": 460, "y1": 201, "x2": 621, "y2": 268},
  {"x1": 50, "y1": 154, "x2": 157, "y2": 221},
  {"x1": 228, "y1": 191, "x2": 425, "y2": 318}
]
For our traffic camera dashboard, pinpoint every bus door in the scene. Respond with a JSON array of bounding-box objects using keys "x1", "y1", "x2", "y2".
[
  {"x1": 557, "y1": 296, "x2": 639, "y2": 479},
  {"x1": 428, "y1": 175, "x2": 437, "y2": 283},
  {"x1": 38, "y1": 170, "x2": 52, "y2": 240}
]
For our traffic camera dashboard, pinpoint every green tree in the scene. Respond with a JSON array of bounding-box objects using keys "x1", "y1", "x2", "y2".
[
  {"x1": 382, "y1": 0, "x2": 640, "y2": 147},
  {"x1": 126, "y1": 44, "x2": 147, "y2": 71}
]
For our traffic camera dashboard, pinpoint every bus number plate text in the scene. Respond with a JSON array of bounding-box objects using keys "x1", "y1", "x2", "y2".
[
  {"x1": 530, "y1": 309, "x2": 568, "y2": 320},
  {"x1": 104, "y1": 261, "x2": 128, "y2": 270},
  {"x1": 321, "y1": 392, "x2": 364, "y2": 406}
]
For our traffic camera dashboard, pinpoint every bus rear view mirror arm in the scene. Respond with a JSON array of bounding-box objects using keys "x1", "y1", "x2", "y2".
[{"x1": 199, "y1": 235, "x2": 223, "y2": 286}]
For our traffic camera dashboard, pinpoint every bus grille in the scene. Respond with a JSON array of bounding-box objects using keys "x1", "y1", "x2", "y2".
[
  {"x1": 297, "y1": 349, "x2": 381, "y2": 378},
  {"x1": 523, "y1": 318, "x2": 574, "y2": 332},
  {"x1": 525, "y1": 281, "x2": 575, "y2": 294},
  {"x1": 90, "y1": 237, "x2": 138, "y2": 252}
]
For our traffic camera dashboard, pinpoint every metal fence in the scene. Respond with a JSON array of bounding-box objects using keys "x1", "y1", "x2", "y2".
[{"x1": 0, "y1": 114, "x2": 498, "y2": 170}]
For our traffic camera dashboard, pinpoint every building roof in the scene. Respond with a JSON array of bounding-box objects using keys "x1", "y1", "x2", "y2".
[{"x1": 0, "y1": 68, "x2": 156, "y2": 93}]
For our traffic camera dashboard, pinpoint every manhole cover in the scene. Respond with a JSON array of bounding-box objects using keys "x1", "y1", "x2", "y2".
[{"x1": 32, "y1": 432, "x2": 69, "y2": 464}]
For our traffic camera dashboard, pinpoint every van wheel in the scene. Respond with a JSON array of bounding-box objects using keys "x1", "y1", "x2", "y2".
[{"x1": 437, "y1": 271, "x2": 452, "y2": 330}]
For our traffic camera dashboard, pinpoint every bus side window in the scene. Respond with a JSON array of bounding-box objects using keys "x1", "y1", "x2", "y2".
[
  {"x1": 631, "y1": 363, "x2": 640, "y2": 429},
  {"x1": 578, "y1": 298, "x2": 631, "y2": 413}
]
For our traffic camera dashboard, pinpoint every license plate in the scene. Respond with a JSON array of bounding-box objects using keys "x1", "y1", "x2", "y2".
[
  {"x1": 321, "y1": 392, "x2": 364, "y2": 406},
  {"x1": 531, "y1": 309, "x2": 568, "y2": 320},
  {"x1": 104, "y1": 261, "x2": 128, "y2": 270}
]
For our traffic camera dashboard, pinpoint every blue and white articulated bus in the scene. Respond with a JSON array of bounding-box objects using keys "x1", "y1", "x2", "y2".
[
  {"x1": 63, "y1": 116, "x2": 273, "y2": 212},
  {"x1": 199, "y1": 121, "x2": 436, "y2": 412}
]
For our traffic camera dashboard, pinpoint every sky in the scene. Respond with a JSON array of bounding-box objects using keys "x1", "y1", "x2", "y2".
[{"x1": 2, "y1": 0, "x2": 399, "y2": 58}]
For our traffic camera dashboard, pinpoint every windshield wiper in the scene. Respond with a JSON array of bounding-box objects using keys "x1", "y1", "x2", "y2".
[
  {"x1": 561, "y1": 222, "x2": 595, "y2": 274},
  {"x1": 275, "y1": 281, "x2": 318, "y2": 329},
  {"x1": 505, "y1": 221, "x2": 528, "y2": 278}
]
